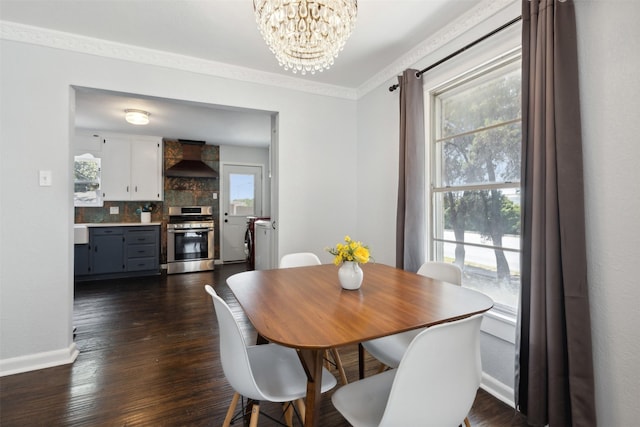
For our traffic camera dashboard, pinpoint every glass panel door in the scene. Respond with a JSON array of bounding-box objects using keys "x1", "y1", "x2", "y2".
[{"x1": 222, "y1": 164, "x2": 263, "y2": 262}]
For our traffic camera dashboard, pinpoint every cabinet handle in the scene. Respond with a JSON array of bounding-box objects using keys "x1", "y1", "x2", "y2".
[
  {"x1": 126, "y1": 186, "x2": 129, "y2": 193},
  {"x1": 135, "y1": 186, "x2": 138, "y2": 192}
]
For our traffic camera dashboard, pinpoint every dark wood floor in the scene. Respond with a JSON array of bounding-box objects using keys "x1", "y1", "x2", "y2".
[{"x1": 0, "y1": 264, "x2": 529, "y2": 426}]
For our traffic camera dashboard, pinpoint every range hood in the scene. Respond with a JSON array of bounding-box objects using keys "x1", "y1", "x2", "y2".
[{"x1": 165, "y1": 140, "x2": 218, "y2": 178}]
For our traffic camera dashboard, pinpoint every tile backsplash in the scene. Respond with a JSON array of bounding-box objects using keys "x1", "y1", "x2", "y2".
[{"x1": 74, "y1": 201, "x2": 162, "y2": 224}]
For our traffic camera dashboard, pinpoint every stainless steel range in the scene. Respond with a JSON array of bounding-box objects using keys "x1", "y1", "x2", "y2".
[{"x1": 167, "y1": 206, "x2": 214, "y2": 274}]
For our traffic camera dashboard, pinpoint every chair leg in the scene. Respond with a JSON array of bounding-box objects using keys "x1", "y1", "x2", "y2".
[
  {"x1": 376, "y1": 362, "x2": 388, "y2": 374},
  {"x1": 330, "y1": 348, "x2": 349, "y2": 385},
  {"x1": 358, "y1": 343, "x2": 365, "y2": 379},
  {"x1": 283, "y1": 402, "x2": 294, "y2": 427},
  {"x1": 464, "y1": 416, "x2": 471, "y2": 427},
  {"x1": 248, "y1": 403, "x2": 260, "y2": 427},
  {"x1": 295, "y1": 398, "x2": 306, "y2": 423},
  {"x1": 223, "y1": 392, "x2": 240, "y2": 427},
  {"x1": 323, "y1": 350, "x2": 331, "y2": 370}
]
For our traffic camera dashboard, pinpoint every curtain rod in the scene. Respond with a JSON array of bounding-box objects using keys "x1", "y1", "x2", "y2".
[{"x1": 389, "y1": 15, "x2": 523, "y2": 92}]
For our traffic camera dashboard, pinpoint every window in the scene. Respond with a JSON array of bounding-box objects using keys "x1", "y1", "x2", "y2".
[
  {"x1": 229, "y1": 172, "x2": 256, "y2": 216},
  {"x1": 429, "y1": 51, "x2": 521, "y2": 314},
  {"x1": 74, "y1": 153, "x2": 102, "y2": 207}
]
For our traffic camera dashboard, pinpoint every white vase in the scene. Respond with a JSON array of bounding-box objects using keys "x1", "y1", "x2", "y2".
[
  {"x1": 338, "y1": 261, "x2": 363, "y2": 290},
  {"x1": 141, "y1": 212, "x2": 151, "y2": 223}
]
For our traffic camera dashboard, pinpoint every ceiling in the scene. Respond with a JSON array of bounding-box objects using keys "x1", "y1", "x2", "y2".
[
  {"x1": 73, "y1": 87, "x2": 275, "y2": 147},
  {"x1": 0, "y1": 0, "x2": 484, "y2": 146}
]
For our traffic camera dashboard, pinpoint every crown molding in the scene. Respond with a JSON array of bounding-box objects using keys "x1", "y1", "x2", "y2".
[
  {"x1": 2, "y1": 0, "x2": 515, "y2": 102},
  {"x1": 356, "y1": 0, "x2": 518, "y2": 98},
  {"x1": 0, "y1": 20, "x2": 358, "y2": 100}
]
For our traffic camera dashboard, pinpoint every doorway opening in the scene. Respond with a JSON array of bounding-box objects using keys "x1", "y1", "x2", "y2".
[{"x1": 72, "y1": 86, "x2": 278, "y2": 270}]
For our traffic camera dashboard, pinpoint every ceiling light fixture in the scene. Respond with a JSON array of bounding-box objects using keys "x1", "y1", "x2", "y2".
[
  {"x1": 125, "y1": 109, "x2": 150, "y2": 125},
  {"x1": 253, "y1": 0, "x2": 357, "y2": 75}
]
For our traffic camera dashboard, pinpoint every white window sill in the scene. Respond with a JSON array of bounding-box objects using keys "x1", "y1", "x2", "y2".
[{"x1": 481, "y1": 308, "x2": 517, "y2": 344}]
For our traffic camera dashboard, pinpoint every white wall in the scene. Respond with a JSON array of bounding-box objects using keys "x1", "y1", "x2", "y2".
[
  {"x1": 3, "y1": 2, "x2": 639, "y2": 423},
  {"x1": 355, "y1": 1, "x2": 522, "y2": 267},
  {"x1": 575, "y1": 1, "x2": 640, "y2": 424},
  {"x1": 356, "y1": 0, "x2": 640, "y2": 424},
  {"x1": 356, "y1": 2, "x2": 522, "y2": 406},
  {"x1": 355, "y1": 83, "x2": 399, "y2": 266},
  {"x1": 0, "y1": 40, "x2": 357, "y2": 374}
]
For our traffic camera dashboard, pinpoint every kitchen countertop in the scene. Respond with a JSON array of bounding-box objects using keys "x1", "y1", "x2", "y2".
[
  {"x1": 76, "y1": 222, "x2": 162, "y2": 227},
  {"x1": 74, "y1": 223, "x2": 161, "y2": 244}
]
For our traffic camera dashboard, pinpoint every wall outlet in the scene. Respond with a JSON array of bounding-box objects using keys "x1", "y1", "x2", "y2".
[
  {"x1": 212, "y1": 192, "x2": 218, "y2": 200},
  {"x1": 110, "y1": 206, "x2": 119, "y2": 215}
]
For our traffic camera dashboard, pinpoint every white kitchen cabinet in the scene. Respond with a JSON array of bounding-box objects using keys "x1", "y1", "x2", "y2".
[
  {"x1": 74, "y1": 131, "x2": 102, "y2": 152},
  {"x1": 101, "y1": 135, "x2": 163, "y2": 201}
]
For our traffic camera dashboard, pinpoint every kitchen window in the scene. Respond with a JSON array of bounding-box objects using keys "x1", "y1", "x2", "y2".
[
  {"x1": 428, "y1": 50, "x2": 522, "y2": 315},
  {"x1": 74, "y1": 153, "x2": 102, "y2": 207}
]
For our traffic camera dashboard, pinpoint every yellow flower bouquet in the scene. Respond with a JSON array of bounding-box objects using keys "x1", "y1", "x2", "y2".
[{"x1": 327, "y1": 235, "x2": 371, "y2": 265}]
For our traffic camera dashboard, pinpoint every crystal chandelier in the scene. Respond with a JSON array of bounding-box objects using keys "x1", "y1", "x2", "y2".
[{"x1": 253, "y1": 0, "x2": 358, "y2": 75}]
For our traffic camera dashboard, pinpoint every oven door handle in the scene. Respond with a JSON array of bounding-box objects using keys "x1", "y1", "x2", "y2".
[{"x1": 167, "y1": 228, "x2": 213, "y2": 233}]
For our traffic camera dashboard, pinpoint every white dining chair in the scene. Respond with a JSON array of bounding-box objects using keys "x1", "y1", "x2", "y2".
[
  {"x1": 416, "y1": 260, "x2": 463, "y2": 285},
  {"x1": 204, "y1": 285, "x2": 337, "y2": 427},
  {"x1": 333, "y1": 313, "x2": 483, "y2": 427},
  {"x1": 279, "y1": 252, "x2": 322, "y2": 268},
  {"x1": 279, "y1": 252, "x2": 349, "y2": 385},
  {"x1": 361, "y1": 261, "x2": 463, "y2": 370}
]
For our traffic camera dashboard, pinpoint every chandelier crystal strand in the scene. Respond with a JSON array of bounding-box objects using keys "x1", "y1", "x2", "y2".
[{"x1": 254, "y1": 0, "x2": 357, "y2": 75}]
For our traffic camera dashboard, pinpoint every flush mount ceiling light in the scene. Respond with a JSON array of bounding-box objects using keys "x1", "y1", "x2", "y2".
[
  {"x1": 124, "y1": 109, "x2": 150, "y2": 125},
  {"x1": 253, "y1": 0, "x2": 357, "y2": 75}
]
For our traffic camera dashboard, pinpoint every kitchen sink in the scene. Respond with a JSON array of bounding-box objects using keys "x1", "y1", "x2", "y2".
[{"x1": 74, "y1": 225, "x2": 89, "y2": 244}]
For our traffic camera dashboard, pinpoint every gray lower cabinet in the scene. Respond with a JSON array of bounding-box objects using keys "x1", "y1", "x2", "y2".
[
  {"x1": 74, "y1": 244, "x2": 91, "y2": 275},
  {"x1": 124, "y1": 228, "x2": 159, "y2": 272},
  {"x1": 92, "y1": 227, "x2": 125, "y2": 274},
  {"x1": 76, "y1": 225, "x2": 160, "y2": 281}
]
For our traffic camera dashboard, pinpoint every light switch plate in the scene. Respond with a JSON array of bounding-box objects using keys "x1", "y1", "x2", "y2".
[
  {"x1": 212, "y1": 192, "x2": 218, "y2": 200},
  {"x1": 110, "y1": 206, "x2": 119, "y2": 214},
  {"x1": 39, "y1": 170, "x2": 52, "y2": 186}
]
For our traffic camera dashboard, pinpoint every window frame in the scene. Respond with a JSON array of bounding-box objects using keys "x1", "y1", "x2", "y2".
[
  {"x1": 424, "y1": 36, "x2": 522, "y2": 321},
  {"x1": 74, "y1": 152, "x2": 103, "y2": 207}
]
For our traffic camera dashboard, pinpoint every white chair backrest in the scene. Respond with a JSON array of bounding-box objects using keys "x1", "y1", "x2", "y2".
[
  {"x1": 204, "y1": 285, "x2": 262, "y2": 400},
  {"x1": 417, "y1": 261, "x2": 462, "y2": 286},
  {"x1": 279, "y1": 252, "x2": 321, "y2": 268},
  {"x1": 378, "y1": 313, "x2": 483, "y2": 426}
]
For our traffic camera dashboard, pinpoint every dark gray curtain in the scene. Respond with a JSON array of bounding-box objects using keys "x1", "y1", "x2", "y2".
[
  {"x1": 396, "y1": 69, "x2": 425, "y2": 272},
  {"x1": 516, "y1": 0, "x2": 596, "y2": 425}
]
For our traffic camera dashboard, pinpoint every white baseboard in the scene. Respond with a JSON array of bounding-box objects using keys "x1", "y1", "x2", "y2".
[
  {"x1": 0, "y1": 343, "x2": 79, "y2": 377},
  {"x1": 480, "y1": 371, "x2": 515, "y2": 408}
]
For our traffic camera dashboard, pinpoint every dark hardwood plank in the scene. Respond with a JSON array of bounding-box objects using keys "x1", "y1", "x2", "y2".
[{"x1": 0, "y1": 263, "x2": 528, "y2": 426}]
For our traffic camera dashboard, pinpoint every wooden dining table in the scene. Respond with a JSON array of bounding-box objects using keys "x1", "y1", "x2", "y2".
[{"x1": 226, "y1": 262, "x2": 494, "y2": 427}]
